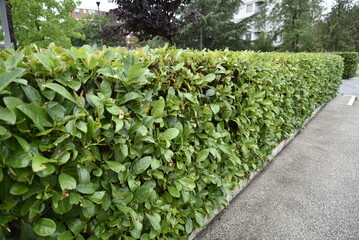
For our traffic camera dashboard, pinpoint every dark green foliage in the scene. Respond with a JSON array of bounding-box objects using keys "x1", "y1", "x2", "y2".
[
  {"x1": 268, "y1": 0, "x2": 323, "y2": 52},
  {"x1": 335, "y1": 52, "x2": 359, "y2": 79},
  {"x1": 175, "y1": 0, "x2": 251, "y2": 50},
  {"x1": 0, "y1": 45, "x2": 343, "y2": 239},
  {"x1": 318, "y1": 0, "x2": 359, "y2": 52},
  {"x1": 71, "y1": 14, "x2": 125, "y2": 47}
]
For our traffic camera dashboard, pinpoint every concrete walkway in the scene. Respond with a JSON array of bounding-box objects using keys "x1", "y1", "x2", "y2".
[
  {"x1": 339, "y1": 77, "x2": 359, "y2": 96},
  {"x1": 195, "y1": 95, "x2": 359, "y2": 240}
]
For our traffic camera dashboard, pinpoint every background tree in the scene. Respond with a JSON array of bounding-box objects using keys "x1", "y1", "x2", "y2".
[
  {"x1": 175, "y1": 0, "x2": 252, "y2": 50},
  {"x1": 107, "y1": 0, "x2": 189, "y2": 45},
  {"x1": 72, "y1": 14, "x2": 125, "y2": 47},
  {"x1": 9, "y1": 0, "x2": 82, "y2": 48},
  {"x1": 317, "y1": 0, "x2": 359, "y2": 51},
  {"x1": 268, "y1": 0, "x2": 324, "y2": 52}
]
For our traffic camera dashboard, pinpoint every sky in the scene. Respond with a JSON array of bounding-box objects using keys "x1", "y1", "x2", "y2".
[
  {"x1": 77, "y1": 0, "x2": 117, "y2": 11},
  {"x1": 78, "y1": 0, "x2": 336, "y2": 12}
]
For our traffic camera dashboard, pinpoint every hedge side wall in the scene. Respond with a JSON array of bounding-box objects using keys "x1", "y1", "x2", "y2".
[
  {"x1": 335, "y1": 52, "x2": 359, "y2": 79},
  {"x1": 0, "y1": 45, "x2": 343, "y2": 240}
]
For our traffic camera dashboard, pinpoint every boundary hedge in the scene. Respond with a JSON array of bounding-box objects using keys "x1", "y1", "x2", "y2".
[
  {"x1": 335, "y1": 52, "x2": 359, "y2": 79},
  {"x1": 0, "y1": 45, "x2": 343, "y2": 240}
]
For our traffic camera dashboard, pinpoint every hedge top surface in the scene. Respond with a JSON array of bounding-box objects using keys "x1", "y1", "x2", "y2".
[{"x1": 0, "y1": 45, "x2": 343, "y2": 240}]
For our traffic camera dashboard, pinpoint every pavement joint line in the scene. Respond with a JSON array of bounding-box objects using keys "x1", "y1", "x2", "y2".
[
  {"x1": 188, "y1": 100, "x2": 329, "y2": 240},
  {"x1": 347, "y1": 96, "x2": 356, "y2": 106}
]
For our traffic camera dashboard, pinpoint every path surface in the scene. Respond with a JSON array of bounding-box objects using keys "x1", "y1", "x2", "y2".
[
  {"x1": 194, "y1": 95, "x2": 359, "y2": 240},
  {"x1": 339, "y1": 78, "x2": 359, "y2": 95}
]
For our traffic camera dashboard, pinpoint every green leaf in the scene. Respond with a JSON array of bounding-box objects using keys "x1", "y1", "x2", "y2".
[
  {"x1": 32, "y1": 154, "x2": 54, "y2": 172},
  {"x1": 162, "y1": 128, "x2": 179, "y2": 141},
  {"x1": 0, "y1": 68, "x2": 25, "y2": 93},
  {"x1": 210, "y1": 104, "x2": 220, "y2": 115},
  {"x1": 0, "y1": 108, "x2": 16, "y2": 124},
  {"x1": 183, "y1": 93, "x2": 198, "y2": 103},
  {"x1": 57, "y1": 231, "x2": 74, "y2": 240},
  {"x1": 0, "y1": 126, "x2": 11, "y2": 140},
  {"x1": 20, "y1": 220, "x2": 36, "y2": 240},
  {"x1": 17, "y1": 104, "x2": 52, "y2": 131},
  {"x1": 185, "y1": 218, "x2": 193, "y2": 234},
  {"x1": 167, "y1": 186, "x2": 180, "y2": 198},
  {"x1": 0, "y1": 169, "x2": 3, "y2": 182},
  {"x1": 32, "y1": 218, "x2": 56, "y2": 237},
  {"x1": 76, "y1": 121, "x2": 88, "y2": 133},
  {"x1": 86, "y1": 191, "x2": 105, "y2": 204},
  {"x1": 151, "y1": 97, "x2": 165, "y2": 119},
  {"x1": 133, "y1": 185, "x2": 152, "y2": 204},
  {"x1": 7, "y1": 148, "x2": 32, "y2": 168},
  {"x1": 65, "y1": 218, "x2": 86, "y2": 235},
  {"x1": 203, "y1": 73, "x2": 216, "y2": 83},
  {"x1": 196, "y1": 149, "x2": 210, "y2": 162},
  {"x1": 14, "y1": 135, "x2": 30, "y2": 152},
  {"x1": 194, "y1": 211, "x2": 205, "y2": 227},
  {"x1": 10, "y1": 182, "x2": 29, "y2": 195},
  {"x1": 120, "y1": 92, "x2": 140, "y2": 104},
  {"x1": 106, "y1": 105, "x2": 121, "y2": 115},
  {"x1": 128, "y1": 63, "x2": 143, "y2": 81},
  {"x1": 100, "y1": 80, "x2": 112, "y2": 98},
  {"x1": 59, "y1": 173, "x2": 77, "y2": 190},
  {"x1": 76, "y1": 183, "x2": 96, "y2": 194},
  {"x1": 132, "y1": 156, "x2": 152, "y2": 175},
  {"x1": 178, "y1": 178, "x2": 196, "y2": 190},
  {"x1": 107, "y1": 161, "x2": 126, "y2": 173},
  {"x1": 22, "y1": 85, "x2": 42, "y2": 105},
  {"x1": 42, "y1": 83, "x2": 77, "y2": 104},
  {"x1": 145, "y1": 212, "x2": 161, "y2": 232},
  {"x1": 34, "y1": 54, "x2": 52, "y2": 71}
]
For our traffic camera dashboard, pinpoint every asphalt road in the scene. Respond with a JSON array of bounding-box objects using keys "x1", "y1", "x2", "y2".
[
  {"x1": 339, "y1": 77, "x2": 359, "y2": 96},
  {"x1": 194, "y1": 95, "x2": 359, "y2": 240}
]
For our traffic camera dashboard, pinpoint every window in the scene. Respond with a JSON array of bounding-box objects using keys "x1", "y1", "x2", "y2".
[
  {"x1": 246, "y1": 4, "x2": 253, "y2": 13},
  {"x1": 245, "y1": 33, "x2": 252, "y2": 41},
  {"x1": 75, "y1": 12, "x2": 80, "y2": 16},
  {"x1": 255, "y1": 2, "x2": 264, "y2": 12}
]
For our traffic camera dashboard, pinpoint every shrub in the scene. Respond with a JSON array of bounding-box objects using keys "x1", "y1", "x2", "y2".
[
  {"x1": 0, "y1": 45, "x2": 343, "y2": 240},
  {"x1": 335, "y1": 52, "x2": 359, "y2": 79}
]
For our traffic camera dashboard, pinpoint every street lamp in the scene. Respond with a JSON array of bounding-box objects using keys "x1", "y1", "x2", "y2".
[
  {"x1": 96, "y1": 1, "x2": 103, "y2": 46},
  {"x1": 0, "y1": 0, "x2": 11, "y2": 48}
]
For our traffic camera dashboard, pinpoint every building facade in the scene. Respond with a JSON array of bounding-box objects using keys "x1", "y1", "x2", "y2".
[
  {"x1": 233, "y1": 0, "x2": 267, "y2": 41},
  {"x1": 71, "y1": 8, "x2": 107, "y2": 19}
]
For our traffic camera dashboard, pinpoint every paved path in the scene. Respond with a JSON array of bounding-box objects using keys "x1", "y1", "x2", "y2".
[
  {"x1": 195, "y1": 95, "x2": 359, "y2": 240},
  {"x1": 339, "y1": 77, "x2": 359, "y2": 96}
]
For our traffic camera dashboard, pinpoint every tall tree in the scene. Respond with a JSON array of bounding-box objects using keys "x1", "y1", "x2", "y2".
[
  {"x1": 175, "y1": 0, "x2": 252, "y2": 50},
  {"x1": 107, "y1": 0, "x2": 189, "y2": 45},
  {"x1": 317, "y1": 0, "x2": 359, "y2": 51},
  {"x1": 9, "y1": 0, "x2": 82, "y2": 48},
  {"x1": 72, "y1": 14, "x2": 125, "y2": 47},
  {"x1": 268, "y1": 0, "x2": 324, "y2": 52}
]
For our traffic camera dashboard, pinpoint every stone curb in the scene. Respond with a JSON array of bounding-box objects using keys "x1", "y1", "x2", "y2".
[{"x1": 188, "y1": 101, "x2": 328, "y2": 240}]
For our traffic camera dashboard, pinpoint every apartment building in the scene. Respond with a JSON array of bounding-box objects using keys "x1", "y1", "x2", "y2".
[
  {"x1": 71, "y1": 8, "x2": 107, "y2": 19},
  {"x1": 233, "y1": 0, "x2": 267, "y2": 41}
]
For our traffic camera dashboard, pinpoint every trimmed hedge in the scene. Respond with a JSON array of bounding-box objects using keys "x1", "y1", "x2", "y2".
[
  {"x1": 335, "y1": 52, "x2": 359, "y2": 79},
  {"x1": 0, "y1": 45, "x2": 343, "y2": 240}
]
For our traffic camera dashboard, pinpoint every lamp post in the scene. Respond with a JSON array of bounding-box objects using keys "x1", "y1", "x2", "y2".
[
  {"x1": 0, "y1": 0, "x2": 11, "y2": 48},
  {"x1": 96, "y1": 1, "x2": 103, "y2": 46}
]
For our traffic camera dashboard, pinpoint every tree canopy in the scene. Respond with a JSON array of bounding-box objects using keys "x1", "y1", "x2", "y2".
[
  {"x1": 107, "y1": 0, "x2": 189, "y2": 45},
  {"x1": 72, "y1": 14, "x2": 125, "y2": 47},
  {"x1": 266, "y1": 0, "x2": 323, "y2": 52},
  {"x1": 9, "y1": 0, "x2": 82, "y2": 48},
  {"x1": 175, "y1": 0, "x2": 252, "y2": 50},
  {"x1": 317, "y1": 0, "x2": 359, "y2": 51}
]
